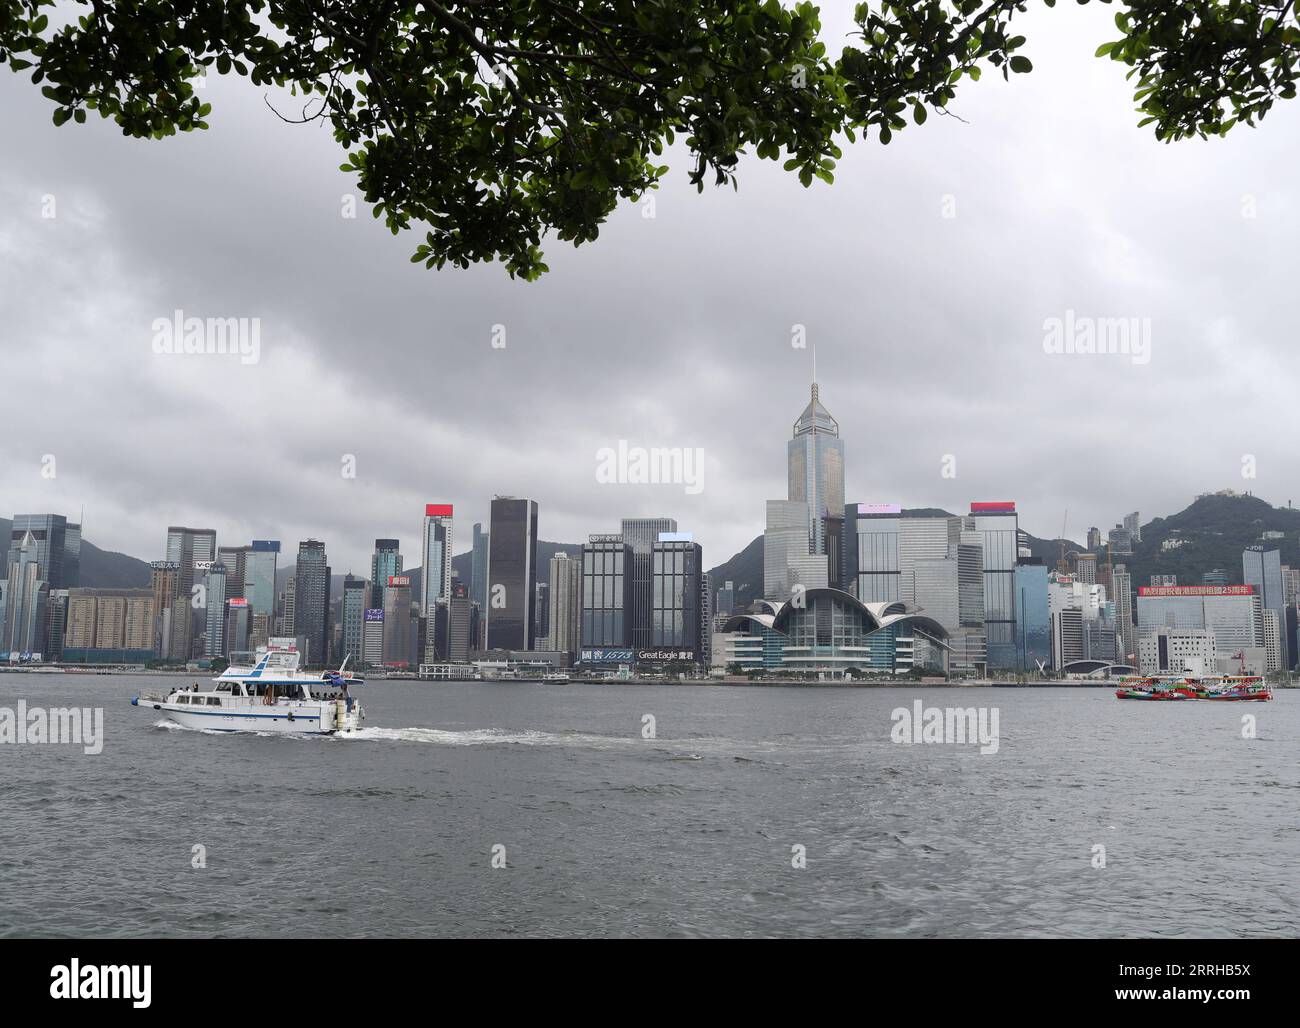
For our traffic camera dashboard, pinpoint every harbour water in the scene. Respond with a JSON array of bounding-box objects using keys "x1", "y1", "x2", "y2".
[{"x1": 1, "y1": 672, "x2": 1295, "y2": 938}]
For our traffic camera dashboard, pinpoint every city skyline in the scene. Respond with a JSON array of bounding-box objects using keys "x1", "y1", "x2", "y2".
[{"x1": 5, "y1": 4, "x2": 1300, "y2": 577}]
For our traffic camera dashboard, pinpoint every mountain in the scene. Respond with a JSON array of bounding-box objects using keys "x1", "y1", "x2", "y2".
[
  {"x1": 1117, "y1": 493, "x2": 1300, "y2": 587},
  {"x1": 0, "y1": 517, "x2": 153, "y2": 589}
]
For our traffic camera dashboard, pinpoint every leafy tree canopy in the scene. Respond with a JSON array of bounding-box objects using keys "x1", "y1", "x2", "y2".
[{"x1": 3, "y1": 1, "x2": 1298, "y2": 279}]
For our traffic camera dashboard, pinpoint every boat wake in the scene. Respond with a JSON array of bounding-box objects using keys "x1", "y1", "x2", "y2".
[{"x1": 341, "y1": 726, "x2": 635, "y2": 748}]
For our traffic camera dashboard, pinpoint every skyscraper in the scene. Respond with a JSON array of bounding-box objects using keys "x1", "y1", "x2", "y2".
[
  {"x1": 486, "y1": 496, "x2": 538, "y2": 650},
  {"x1": 471, "y1": 523, "x2": 489, "y2": 613},
  {"x1": 1124, "y1": 511, "x2": 1142, "y2": 544},
  {"x1": 216, "y1": 545, "x2": 248, "y2": 601},
  {"x1": 581, "y1": 534, "x2": 632, "y2": 649},
  {"x1": 3, "y1": 528, "x2": 49, "y2": 654},
  {"x1": 295, "y1": 539, "x2": 331, "y2": 667},
  {"x1": 2, "y1": 514, "x2": 81, "y2": 656},
  {"x1": 245, "y1": 541, "x2": 280, "y2": 618},
  {"x1": 420, "y1": 504, "x2": 454, "y2": 616},
  {"x1": 445, "y1": 580, "x2": 474, "y2": 661},
  {"x1": 650, "y1": 533, "x2": 704, "y2": 662},
  {"x1": 969, "y1": 502, "x2": 1019, "y2": 670},
  {"x1": 787, "y1": 380, "x2": 845, "y2": 559},
  {"x1": 1014, "y1": 560, "x2": 1051, "y2": 672},
  {"x1": 1112, "y1": 564, "x2": 1136, "y2": 661},
  {"x1": 340, "y1": 575, "x2": 367, "y2": 668},
  {"x1": 164, "y1": 526, "x2": 217, "y2": 661},
  {"x1": 203, "y1": 563, "x2": 228, "y2": 658},
  {"x1": 381, "y1": 574, "x2": 412, "y2": 668},
  {"x1": 620, "y1": 516, "x2": 677, "y2": 648},
  {"x1": 1243, "y1": 546, "x2": 1288, "y2": 668},
  {"x1": 844, "y1": 503, "x2": 902, "y2": 603},
  {"x1": 764, "y1": 499, "x2": 812, "y2": 600},
  {"x1": 370, "y1": 539, "x2": 401, "y2": 609}
]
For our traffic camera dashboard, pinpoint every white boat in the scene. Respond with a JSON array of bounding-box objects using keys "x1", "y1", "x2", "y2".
[{"x1": 132, "y1": 642, "x2": 365, "y2": 735}]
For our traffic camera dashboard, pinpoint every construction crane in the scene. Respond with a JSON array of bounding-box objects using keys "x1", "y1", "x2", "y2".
[{"x1": 1057, "y1": 509, "x2": 1070, "y2": 575}]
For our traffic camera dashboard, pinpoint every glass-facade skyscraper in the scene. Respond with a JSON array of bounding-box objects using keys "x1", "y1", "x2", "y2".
[
  {"x1": 970, "y1": 502, "x2": 1019, "y2": 671},
  {"x1": 650, "y1": 534, "x2": 703, "y2": 661},
  {"x1": 370, "y1": 539, "x2": 401, "y2": 609},
  {"x1": 486, "y1": 497, "x2": 538, "y2": 650},
  {"x1": 581, "y1": 534, "x2": 631, "y2": 648},
  {"x1": 420, "y1": 504, "x2": 454, "y2": 617},
  {"x1": 471, "y1": 523, "x2": 489, "y2": 615},
  {"x1": 844, "y1": 503, "x2": 901, "y2": 603},
  {"x1": 787, "y1": 381, "x2": 845, "y2": 558},
  {"x1": 295, "y1": 539, "x2": 331, "y2": 667},
  {"x1": 203, "y1": 563, "x2": 228, "y2": 658},
  {"x1": 340, "y1": 575, "x2": 367, "y2": 667},
  {"x1": 245, "y1": 541, "x2": 279, "y2": 618},
  {"x1": 1243, "y1": 546, "x2": 1288, "y2": 668},
  {"x1": 164, "y1": 525, "x2": 217, "y2": 661},
  {"x1": 620, "y1": 516, "x2": 676, "y2": 647},
  {"x1": 1014, "y1": 560, "x2": 1051, "y2": 671}
]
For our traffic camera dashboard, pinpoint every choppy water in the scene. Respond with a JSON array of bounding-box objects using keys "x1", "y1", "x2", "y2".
[{"x1": 1, "y1": 673, "x2": 1295, "y2": 938}]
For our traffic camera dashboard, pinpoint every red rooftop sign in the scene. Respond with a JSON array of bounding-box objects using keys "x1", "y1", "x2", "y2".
[
  {"x1": 425, "y1": 504, "x2": 453, "y2": 517},
  {"x1": 970, "y1": 502, "x2": 1016, "y2": 513}
]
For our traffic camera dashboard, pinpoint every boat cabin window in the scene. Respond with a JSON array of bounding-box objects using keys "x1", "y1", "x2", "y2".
[
  {"x1": 176, "y1": 695, "x2": 190, "y2": 705},
  {"x1": 207, "y1": 696, "x2": 221, "y2": 706}
]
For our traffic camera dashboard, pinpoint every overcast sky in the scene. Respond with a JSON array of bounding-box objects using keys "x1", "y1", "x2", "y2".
[{"x1": 3, "y1": 2, "x2": 1300, "y2": 576}]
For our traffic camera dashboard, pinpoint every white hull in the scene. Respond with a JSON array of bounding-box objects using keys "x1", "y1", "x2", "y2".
[{"x1": 138, "y1": 698, "x2": 361, "y2": 735}]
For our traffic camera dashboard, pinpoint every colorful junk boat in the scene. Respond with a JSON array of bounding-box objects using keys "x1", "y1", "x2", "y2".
[{"x1": 1115, "y1": 673, "x2": 1272, "y2": 702}]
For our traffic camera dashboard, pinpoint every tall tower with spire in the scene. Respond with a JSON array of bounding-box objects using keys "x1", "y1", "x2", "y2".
[{"x1": 787, "y1": 362, "x2": 845, "y2": 560}]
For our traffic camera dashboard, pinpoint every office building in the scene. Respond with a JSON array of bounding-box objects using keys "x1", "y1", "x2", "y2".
[
  {"x1": 715, "y1": 580, "x2": 736, "y2": 617},
  {"x1": 581, "y1": 533, "x2": 632, "y2": 649},
  {"x1": 420, "y1": 504, "x2": 454, "y2": 616},
  {"x1": 471, "y1": 523, "x2": 489, "y2": 613},
  {"x1": 844, "y1": 503, "x2": 902, "y2": 604},
  {"x1": 1112, "y1": 564, "x2": 1136, "y2": 661},
  {"x1": 1051, "y1": 608, "x2": 1084, "y2": 668},
  {"x1": 164, "y1": 526, "x2": 217, "y2": 661},
  {"x1": 1138, "y1": 628, "x2": 1215, "y2": 676},
  {"x1": 486, "y1": 497, "x2": 539, "y2": 650},
  {"x1": 1243, "y1": 546, "x2": 1288, "y2": 669},
  {"x1": 787, "y1": 380, "x2": 845, "y2": 558},
  {"x1": 646, "y1": 533, "x2": 704, "y2": 663},
  {"x1": 969, "y1": 502, "x2": 1018, "y2": 670},
  {"x1": 620, "y1": 517, "x2": 677, "y2": 648},
  {"x1": 1014, "y1": 560, "x2": 1051, "y2": 672},
  {"x1": 764, "y1": 499, "x2": 812, "y2": 600},
  {"x1": 203, "y1": 563, "x2": 228, "y2": 658},
  {"x1": 295, "y1": 540, "x2": 331, "y2": 667},
  {"x1": 1137, "y1": 584, "x2": 1262, "y2": 655},
  {"x1": 381, "y1": 574, "x2": 412, "y2": 667},
  {"x1": 244, "y1": 541, "x2": 279, "y2": 618},
  {"x1": 340, "y1": 576, "x2": 367, "y2": 667},
  {"x1": 545, "y1": 552, "x2": 582, "y2": 656},
  {"x1": 370, "y1": 539, "x2": 402, "y2": 609},
  {"x1": 362, "y1": 608, "x2": 384, "y2": 666}
]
